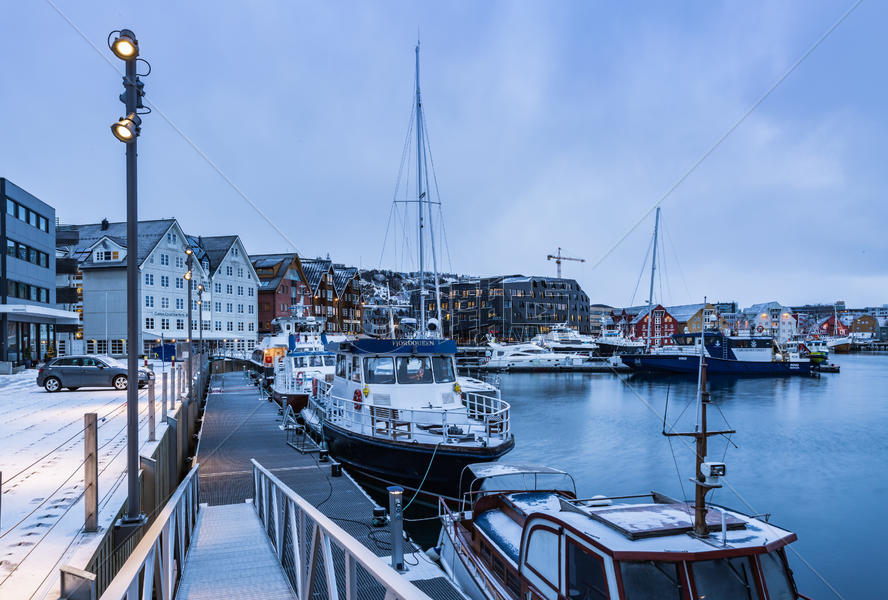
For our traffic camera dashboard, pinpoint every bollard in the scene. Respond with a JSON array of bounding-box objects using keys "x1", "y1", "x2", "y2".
[
  {"x1": 171, "y1": 367, "x2": 177, "y2": 404},
  {"x1": 84, "y1": 414, "x2": 98, "y2": 532},
  {"x1": 148, "y1": 379, "x2": 156, "y2": 442},
  {"x1": 387, "y1": 486, "x2": 405, "y2": 571},
  {"x1": 162, "y1": 371, "x2": 169, "y2": 418}
]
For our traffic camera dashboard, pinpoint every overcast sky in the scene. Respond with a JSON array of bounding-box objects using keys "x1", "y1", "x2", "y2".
[{"x1": 2, "y1": 1, "x2": 884, "y2": 308}]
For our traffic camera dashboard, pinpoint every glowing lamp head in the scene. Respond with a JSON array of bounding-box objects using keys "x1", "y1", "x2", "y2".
[
  {"x1": 111, "y1": 29, "x2": 139, "y2": 60},
  {"x1": 111, "y1": 113, "x2": 140, "y2": 143},
  {"x1": 184, "y1": 270, "x2": 192, "y2": 281}
]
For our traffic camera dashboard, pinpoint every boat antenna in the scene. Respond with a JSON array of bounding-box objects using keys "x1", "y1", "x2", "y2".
[
  {"x1": 645, "y1": 207, "x2": 661, "y2": 350},
  {"x1": 664, "y1": 295, "x2": 735, "y2": 537}
]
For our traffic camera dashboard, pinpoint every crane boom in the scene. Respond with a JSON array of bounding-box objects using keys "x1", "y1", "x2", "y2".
[{"x1": 546, "y1": 247, "x2": 585, "y2": 278}]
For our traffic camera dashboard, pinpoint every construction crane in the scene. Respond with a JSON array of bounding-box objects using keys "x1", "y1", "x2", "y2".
[{"x1": 547, "y1": 247, "x2": 585, "y2": 279}]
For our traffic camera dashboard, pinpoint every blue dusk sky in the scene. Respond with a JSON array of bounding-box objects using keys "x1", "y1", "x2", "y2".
[{"x1": 1, "y1": 1, "x2": 884, "y2": 308}]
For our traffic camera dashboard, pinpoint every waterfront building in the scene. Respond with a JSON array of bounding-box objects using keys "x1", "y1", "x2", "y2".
[
  {"x1": 57, "y1": 219, "x2": 258, "y2": 356},
  {"x1": 1, "y1": 179, "x2": 79, "y2": 366},
  {"x1": 413, "y1": 275, "x2": 591, "y2": 344},
  {"x1": 251, "y1": 253, "x2": 311, "y2": 334},
  {"x1": 628, "y1": 304, "x2": 677, "y2": 347},
  {"x1": 332, "y1": 264, "x2": 362, "y2": 334},
  {"x1": 588, "y1": 303, "x2": 613, "y2": 336},
  {"x1": 850, "y1": 314, "x2": 878, "y2": 339},
  {"x1": 667, "y1": 302, "x2": 715, "y2": 334},
  {"x1": 742, "y1": 301, "x2": 797, "y2": 341},
  {"x1": 814, "y1": 314, "x2": 849, "y2": 337},
  {"x1": 299, "y1": 258, "x2": 340, "y2": 331}
]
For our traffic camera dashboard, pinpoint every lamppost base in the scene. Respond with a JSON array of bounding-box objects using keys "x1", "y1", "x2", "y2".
[{"x1": 113, "y1": 513, "x2": 148, "y2": 546}]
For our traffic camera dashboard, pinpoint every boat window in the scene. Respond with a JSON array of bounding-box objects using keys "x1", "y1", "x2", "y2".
[
  {"x1": 432, "y1": 356, "x2": 455, "y2": 383},
  {"x1": 324, "y1": 356, "x2": 335, "y2": 366},
  {"x1": 309, "y1": 355, "x2": 324, "y2": 367},
  {"x1": 350, "y1": 356, "x2": 362, "y2": 383},
  {"x1": 619, "y1": 561, "x2": 681, "y2": 600},
  {"x1": 691, "y1": 557, "x2": 760, "y2": 600},
  {"x1": 566, "y1": 540, "x2": 609, "y2": 599},
  {"x1": 396, "y1": 356, "x2": 433, "y2": 384},
  {"x1": 364, "y1": 357, "x2": 395, "y2": 384},
  {"x1": 293, "y1": 357, "x2": 305, "y2": 368},
  {"x1": 758, "y1": 551, "x2": 795, "y2": 600},
  {"x1": 335, "y1": 355, "x2": 346, "y2": 378},
  {"x1": 525, "y1": 527, "x2": 559, "y2": 592}
]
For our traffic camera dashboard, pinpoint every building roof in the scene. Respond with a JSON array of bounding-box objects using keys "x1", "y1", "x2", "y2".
[
  {"x1": 300, "y1": 258, "x2": 332, "y2": 292},
  {"x1": 197, "y1": 235, "x2": 238, "y2": 276},
  {"x1": 332, "y1": 265, "x2": 359, "y2": 295},
  {"x1": 59, "y1": 219, "x2": 176, "y2": 268},
  {"x1": 667, "y1": 303, "x2": 707, "y2": 323},
  {"x1": 250, "y1": 253, "x2": 298, "y2": 292},
  {"x1": 743, "y1": 301, "x2": 788, "y2": 316}
]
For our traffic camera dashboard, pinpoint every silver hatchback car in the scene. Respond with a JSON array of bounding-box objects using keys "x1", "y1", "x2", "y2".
[{"x1": 37, "y1": 355, "x2": 154, "y2": 392}]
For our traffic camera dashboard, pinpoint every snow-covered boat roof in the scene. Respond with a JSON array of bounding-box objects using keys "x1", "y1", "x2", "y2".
[{"x1": 466, "y1": 463, "x2": 570, "y2": 479}]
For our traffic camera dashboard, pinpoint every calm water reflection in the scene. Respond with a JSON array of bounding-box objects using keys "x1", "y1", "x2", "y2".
[{"x1": 498, "y1": 353, "x2": 888, "y2": 599}]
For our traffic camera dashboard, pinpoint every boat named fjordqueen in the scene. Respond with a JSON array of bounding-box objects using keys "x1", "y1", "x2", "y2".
[{"x1": 306, "y1": 337, "x2": 513, "y2": 502}]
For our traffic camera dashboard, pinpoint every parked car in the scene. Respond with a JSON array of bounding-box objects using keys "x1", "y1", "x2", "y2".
[{"x1": 37, "y1": 355, "x2": 154, "y2": 392}]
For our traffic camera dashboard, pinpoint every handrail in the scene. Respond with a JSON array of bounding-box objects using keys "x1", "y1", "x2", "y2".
[
  {"x1": 251, "y1": 459, "x2": 432, "y2": 600},
  {"x1": 313, "y1": 378, "x2": 511, "y2": 445},
  {"x1": 98, "y1": 464, "x2": 200, "y2": 600}
]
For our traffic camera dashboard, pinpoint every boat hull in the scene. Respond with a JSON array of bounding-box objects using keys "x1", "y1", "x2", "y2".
[
  {"x1": 620, "y1": 354, "x2": 811, "y2": 376},
  {"x1": 322, "y1": 421, "x2": 514, "y2": 502}
]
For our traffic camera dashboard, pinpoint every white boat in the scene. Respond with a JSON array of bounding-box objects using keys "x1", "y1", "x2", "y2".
[
  {"x1": 270, "y1": 317, "x2": 336, "y2": 411},
  {"x1": 593, "y1": 331, "x2": 646, "y2": 356},
  {"x1": 483, "y1": 341, "x2": 577, "y2": 371},
  {"x1": 531, "y1": 324, "x2": 599, "y2": 354}
]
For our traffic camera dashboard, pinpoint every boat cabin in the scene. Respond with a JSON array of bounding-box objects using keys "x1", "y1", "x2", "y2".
[
  {"x1": 441, "y1": 465, "x2": 802, "y2": 600},
  {"x1": 667, "y1": 331, "x2": 787, "y2": 362}
]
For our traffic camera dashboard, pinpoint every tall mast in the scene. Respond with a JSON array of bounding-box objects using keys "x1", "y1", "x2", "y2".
[
  {"x1": 646, "y1": 208, "x2": 661, "y2": 350},
  {"x1": 415, "y1": 41, "x2": 426, "y2": 334}
]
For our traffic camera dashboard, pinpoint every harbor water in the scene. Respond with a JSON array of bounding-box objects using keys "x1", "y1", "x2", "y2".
[{"x1": 496, "y1": 353, "x2": 887, "y2": 599}]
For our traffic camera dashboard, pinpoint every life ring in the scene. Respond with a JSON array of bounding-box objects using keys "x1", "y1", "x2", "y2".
[
  {"x1": 352, "y1": 389, "x2": 363, "y2": 410},
  {"x1": 295, "y1": 371, "x2": 304, "y2": 386},
  {"x1": 312, "y1": 377, "x2": 318, "y2": 396},
  {"x1": 756, "y1": 326, "x2": 764, "y2": 333}
]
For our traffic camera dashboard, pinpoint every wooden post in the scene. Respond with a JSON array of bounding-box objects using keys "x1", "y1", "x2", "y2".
[
  {"x1": 84, "y1": 413, "x2": 98, "y2": 532},
  {"x1": 171, "y1": 367, "x2": 177, "y2": 404},
  {"x1": 162, "y1": 370, "x2": 169, "y2": 417},
  {"x1": 148, "y1": 379, "x2": 156, "y2": 442}
]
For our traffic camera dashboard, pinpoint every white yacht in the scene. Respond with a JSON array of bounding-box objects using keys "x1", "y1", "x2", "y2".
[
  {"x1": 483, "y1": 341, "x2": 577, "y2": 371},
  {"x1": 593, "y1": 331, "x2": 646, "y2": 356},
  {"x1": 531, "y1": 324, "x2": 599, "y2": 354}
]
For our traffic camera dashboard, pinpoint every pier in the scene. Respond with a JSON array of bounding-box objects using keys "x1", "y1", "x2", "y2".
[{"x1": 95, "y1": 364, "x2": 464, "y2": 599}]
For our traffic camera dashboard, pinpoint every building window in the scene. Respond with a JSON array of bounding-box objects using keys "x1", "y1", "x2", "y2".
[
  {"x1": 237, "y1": 322, "x2": 244, "y2": 332},
  {"x1": 237, "y1": 304, "x2": 244, "y2": 314},
  {"x1": 160, "y1": 275, "x2": 169, "y2": 287},
  {"x1": 161, "y1": 297, "x2": 169, "y2": 309},
  {"x1": 145, "y1": 317, "x2": 155, "y2": 329},
  {"x1": 226, "y1": 265, "x2": 233, "y2": 276},
  {"x1": 248, "y1": 287, "x2": 254, "y2": 297},
  {"x1": 226, "y1": 303, "x2": 233, "y2": 313},
  {"x1": 248, "y1": 305, "x2": 254, "y2": 314},
  {"x1": 215, "y1": 301, "x2": 221, "y2": 312},
  {"x1": 167, "y1": 232, "x2": 177, "y2": 244},
  {"x1": 111, "y1": 339, "x2": 124, "y2": 355},
  {"x1": 93, "y1": 249, "x2": 119, "y2": 262},
  {"x1": 175, "y1": 298, "x2": 183, "y2": 309},
  {"x1": 237, "y1": 267, "x2": 244, "y2": 278},
  {"x1": 161, "y1": 318, "x2": 170, "y2": 330},
  {"x1": 145, "y1": 273, "x2": 154, "y2": 285},
  {"x1": 226, "y1": 321, "x2": 233, "y2": 331},
  {"x1": 160, "y1": 253, "x2": 169, "y2": 266},
  {"x1": 175, "y1": 255, "x2": 184, "y2": 268},
  {"x1": 145, "y1": 295, "x2": 154, "y2": 308},
  {"x1": 215, "y1": 321, "x2": 222, "y2": 331},
  {"x1": 237, "y1": 286, "x2": 244, "y2": 296},
  {"x1": 214, "y1": 282, "x2": 221, "y2": 293},
  {"x1": 248, "y1": 322, "x2": 255, "y2": 332},
  {"x1": 176, "y1": 319, "x2": 184, "y2": 330},
  {"x1": 175, "y1": 277, "x2": 183, "y2": 289},
  {"x1": 226, "y1": 284, "x2": 233, "y2": 294},
  {"x1": 5, "y1": 198, "x2": 49, "y2": 232}
]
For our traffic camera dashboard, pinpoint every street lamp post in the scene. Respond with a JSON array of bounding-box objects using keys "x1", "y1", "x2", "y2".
[
  {"x1": 185, "y1": 250, "x2": 194, "y2": 403},
  {"x1": 197, "y1": 283, "x2": 204, "y2": 362},
  {"x1": 108, "y1": 28, "x2": 148, "y2": 533}
]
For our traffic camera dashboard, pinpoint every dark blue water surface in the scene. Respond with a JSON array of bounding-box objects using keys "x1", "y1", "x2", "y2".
[{"x1": 498, "y1": 353, "x2": 888, "y2": 599}]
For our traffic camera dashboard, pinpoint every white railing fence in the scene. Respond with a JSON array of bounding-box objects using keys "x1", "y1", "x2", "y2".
[
  {"x1": 251, "y1": 459, "x2": 432, "y2": 600},
  {"x1": 313, "y1": 379, "x2": 510, "y2": 445},
  {"x1": 98, "y1": 465, "x2": 200, "y2": 600}
]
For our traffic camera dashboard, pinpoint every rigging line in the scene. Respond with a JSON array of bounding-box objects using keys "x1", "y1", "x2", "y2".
[
  {"x1": 588, "y1": 0, "x2": 864, "y2": 272},
  {"x1": 609, "y1": 364, "x2": 845, "y2": 599},
  {"x1": 663, "y1": 219, "x2": 692, "y2": 301},
  {"x1": 420, "y1": 109, "x2": 454, "y2": 274},
  {"x1": 42, "y1": 0, "x2": 299, "y2": 253},
  {"x1": 628, "y1": 233, "x2": 654, "y2": 307},
  {"x1": 377, "y1": 201, "x2": 396, "y2": 269}
]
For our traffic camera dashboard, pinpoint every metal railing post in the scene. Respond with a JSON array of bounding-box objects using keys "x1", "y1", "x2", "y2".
[
  {"x1": 148, "y1": 379, "x2": 156, "y2": 442},
  {"x1": 84, "y1": 413, "x2": 98, "y2": 532},
  {"x1": 171, "y1": 367, "x2": 177, "y2": 404},
  {"x1": 162, "y1": 370, "x2": 168, "y2": 418}
]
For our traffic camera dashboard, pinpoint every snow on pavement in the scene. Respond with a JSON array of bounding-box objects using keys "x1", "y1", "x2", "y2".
[{"x1": 0, "y1": 362, "x2": 183, "y2": 599}]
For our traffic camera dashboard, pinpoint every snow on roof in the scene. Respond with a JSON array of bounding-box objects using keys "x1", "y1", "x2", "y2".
[
  {"x1": 60, "y1": 219, "x2": 176, "y2": 267},
  {"x1": 300, "y1": 258, "x2": 332, "y2": 291}
]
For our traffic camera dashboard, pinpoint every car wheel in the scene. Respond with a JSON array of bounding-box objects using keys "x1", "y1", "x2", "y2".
[
  {"x1": 44, "y1": 377, "x2": 61, "y2": 392},
  {"x1": 113, "y1": 375, "x2": 128, "y2": 390},
  {"x1": 67, "y1": 387, "x2": 79, "y2": 391}
]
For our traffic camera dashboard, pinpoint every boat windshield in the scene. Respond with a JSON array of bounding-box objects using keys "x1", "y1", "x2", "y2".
[
  {"x1": 308, "y1": 355, "x2": 325, "y2": 367},
  {"x1": 324, "y1": 356, "x2": 335, "y2": 366},
  {"x1": 758, "y1": 551, "x2": 795, "y2": 600},
  {"x1": 618, "y1": 561, "x2": 682, "y2": 599},
  {"x1": 396, "y1": 356, "x2": 433, "y2": 384},
  {"x1": 690, "y1": 557, "x2": 760, "y2": 600},
  {"x1": 364, "y1": 357, "x2": 396, "y2": 384},
  {"x1": 432, "y1": 356, "x2": 455, "y2": 383},
  {"x1": 477, "y1": 472, "x2": 575, "y2": 495}
]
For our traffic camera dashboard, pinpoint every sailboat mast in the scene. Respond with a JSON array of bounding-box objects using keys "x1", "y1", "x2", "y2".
[
  {"x1": 646, "y1": 207, "x2": 661, "y2": 349},
  {"x1": 415, "y1": 42, "x2": 426, "y2": 334},
  {"x1": 694, "y1": 312, "x2": 710, "y2": 537}
]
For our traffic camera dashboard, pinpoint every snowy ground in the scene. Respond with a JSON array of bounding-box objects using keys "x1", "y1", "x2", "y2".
[{"x1": 0, "y1": 361, "x2": 184, "y2": 599}]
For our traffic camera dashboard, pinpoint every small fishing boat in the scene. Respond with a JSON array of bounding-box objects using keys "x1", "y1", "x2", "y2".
[
  {"x1": 621, "y1": 330, "x2": 811, "y2": 376},
  {"x1": 437, "y1": 327, "x2": 811, "y2": 599},
  {"x1": 305, "y1": 337, "x2": 514, "y2": 502}
]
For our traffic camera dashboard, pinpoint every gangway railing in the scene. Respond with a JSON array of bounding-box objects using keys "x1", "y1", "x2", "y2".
[
  {"x1": 251, "y1": 459, "x2": 432, "y2": 600},
  {"x1": 97, "y1": 464, "x2": 200, "y2": 600}
]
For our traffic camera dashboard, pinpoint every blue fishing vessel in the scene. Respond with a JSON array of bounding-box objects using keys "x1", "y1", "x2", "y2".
[{"x1": 620, "y1": 331, "x2": 812, "y2": 376}]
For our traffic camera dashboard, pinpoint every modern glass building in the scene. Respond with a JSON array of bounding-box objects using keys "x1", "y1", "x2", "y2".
[{"x1": 1, "y1": 178, "x2": 78, "y2": 367}]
